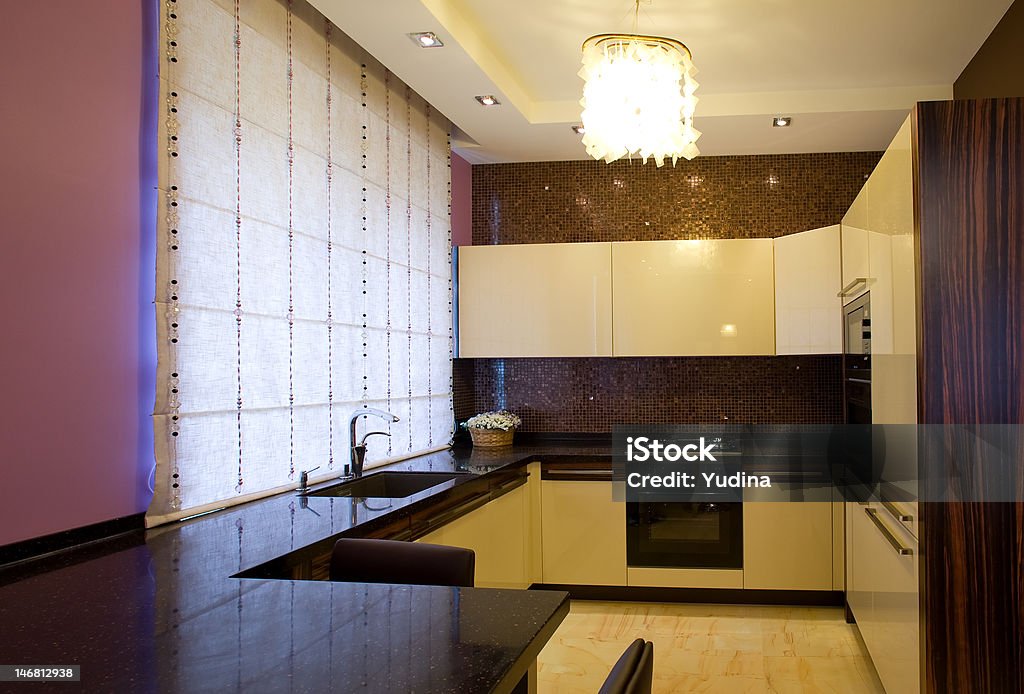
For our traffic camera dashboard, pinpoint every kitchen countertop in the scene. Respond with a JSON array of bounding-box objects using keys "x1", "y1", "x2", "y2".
[{"x1": 0, "y1": 440, "x2": 607, "y2": 693}]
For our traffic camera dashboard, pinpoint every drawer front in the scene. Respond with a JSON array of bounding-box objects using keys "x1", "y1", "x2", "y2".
[{"x1": 847, "y1": 502, "x2": 920, "y2": 693}]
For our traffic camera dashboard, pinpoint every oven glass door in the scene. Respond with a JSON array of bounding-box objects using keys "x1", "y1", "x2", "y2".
[
  {"x1": 626, "y1": 502, "x2": 743, "y2": 569},
  {"x1": 840, "y1": 292, "x2": 876, "y2": 499}
]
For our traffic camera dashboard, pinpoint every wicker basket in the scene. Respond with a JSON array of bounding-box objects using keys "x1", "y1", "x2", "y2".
[{"x1": 468, "y1": 427, "x2": 515, "y2": 447}]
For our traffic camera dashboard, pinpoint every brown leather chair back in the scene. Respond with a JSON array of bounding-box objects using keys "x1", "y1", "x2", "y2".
[
  {"x1": 598, "y1": 638, "x2": 654, "y2": 694},
  {"x1": 329, "y1": 538, "x2": 475, "y2": 587}
]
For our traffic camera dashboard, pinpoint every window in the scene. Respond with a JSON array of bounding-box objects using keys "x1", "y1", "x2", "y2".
[{"x1": 149, "y1": 0, "x2": 453, "y2": 524}]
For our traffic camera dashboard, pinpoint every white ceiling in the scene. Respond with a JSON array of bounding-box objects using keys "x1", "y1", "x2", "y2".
[{"x1": 311, "y1": 0, "x2": 1012, "y2": 163}]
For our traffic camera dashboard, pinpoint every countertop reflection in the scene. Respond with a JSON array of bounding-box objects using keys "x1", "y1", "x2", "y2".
[{"x1": 0, "y1": 441, "x2": 603, "y2": 693}]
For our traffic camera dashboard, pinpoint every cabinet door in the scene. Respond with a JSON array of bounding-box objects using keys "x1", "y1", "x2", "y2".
[
  {"x1": 457, "y1": 242, "x2": 612, "y2": 357},
  {"x1": 847, "y1": 502, "x2": 920, "y2": 694},
  {"x1": 774, "y1": 225, "x2": 842, "y2": 354},
  {"x1": 611, "y1": 239, "x2": 775, "y2": 356},
  {"x1": 541, "y1": 480, "x2": 626, "y2": 585},
  {"x1": 867, "y1": 117, "x2": 917, "y2": 427},
  {"x1": 743, "y1": 502, "x2": 832, "y2": 590},
  {"x1": 418, "y1": 485, "x2": 530, "y2": 589},
  {"x1": 841, "y1": 184, "x2": 870, "y2": 299}
]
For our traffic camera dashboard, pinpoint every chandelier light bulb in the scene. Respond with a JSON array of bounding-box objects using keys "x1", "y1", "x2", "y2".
[{"x1": 579, "y1": 34, "x2": 700, "y2": 166}]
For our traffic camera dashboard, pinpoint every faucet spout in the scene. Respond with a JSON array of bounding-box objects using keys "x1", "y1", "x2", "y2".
[
  {"x1": 359, "y1": 430, "x2": 391, "y2": 447},
  {"x1": 348, "y1": 408, "x2": 399, "y2": 477}
]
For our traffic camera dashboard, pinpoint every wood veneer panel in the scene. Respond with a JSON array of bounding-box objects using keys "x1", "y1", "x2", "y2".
[{"x1": 914, "y1": 98, "x2": 1024, "y2": 694}]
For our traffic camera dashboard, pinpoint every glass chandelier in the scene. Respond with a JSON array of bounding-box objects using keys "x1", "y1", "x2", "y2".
[{"x1": 579, "y1": 25, "x2": 700, "y2": 166}]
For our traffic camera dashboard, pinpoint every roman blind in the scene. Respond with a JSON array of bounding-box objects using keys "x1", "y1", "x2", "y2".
[{"x1": 149, "y1": 0, "x2": 454, "y2": 524}]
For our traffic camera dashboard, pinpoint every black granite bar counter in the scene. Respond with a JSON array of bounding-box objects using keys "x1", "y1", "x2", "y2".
[
  {"x1": 0, "y1": 440, "x2": 607, "y2": 693},
  {"x1": 0, "y1": 564, "x2": 568, "y2": 693}
]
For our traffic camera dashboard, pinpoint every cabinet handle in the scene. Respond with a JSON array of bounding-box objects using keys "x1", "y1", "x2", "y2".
[
  {"x1": 491, "y1": 475, "x2": 527, "y2": 495},
  {"x1": 419, "y1": 476, "x2": 525, "y2": 534},
  {"x1": 542, "y1": 468, "x2": 613, "y2": 481},
  {"x1": 838, "y1": 277, "x2": 874, "y2": 297},
  {"x1": 424, "y1": 490, "x2": 492, "y2": 530},
  {"x1": 865, "y1": 507, "x2": 913, "y2": 555},
  {"x1": 881, "y1": 499, "x2": 914, "y2": 522}
]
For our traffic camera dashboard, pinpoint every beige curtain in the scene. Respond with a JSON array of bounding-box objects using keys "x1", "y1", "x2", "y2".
[{"x1": 149, "y1": 0, "x2": 453, "y2": 524}]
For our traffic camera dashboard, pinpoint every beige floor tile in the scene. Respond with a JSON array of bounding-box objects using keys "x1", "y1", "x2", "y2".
[
  {"x1": 655, "y1": 673, "x2": 775, "y2": 693},
  {"x1": 537, "y1": 601, "x2": 884, "y2": 694},
  {"x1": 761, "y1": 631, "x2": 858, "y2": 658}
]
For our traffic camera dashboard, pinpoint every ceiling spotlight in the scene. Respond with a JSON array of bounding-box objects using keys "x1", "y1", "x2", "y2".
[
  {"x1": 475, "y1": 95, "x2": 500, "y2": 106},
  {"x1": 773, "y1": 116, "x2": 792, "y2": 127},
  {"x1": 408, "y1": 32, "x2": 443, "y2": 48},
  {"x1": 571, "y1": 125, "x2": 586, "y2": 134}
]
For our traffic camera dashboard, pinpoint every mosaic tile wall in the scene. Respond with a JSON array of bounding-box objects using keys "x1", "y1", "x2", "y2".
[
  {"x1": 454, "y1": 356, "x2": 844, "y2": 431},
  {"x1": 472, "y1": 152, "x2": 881, "y2": 245},
  {"x1": 459, "y1": 152, "x2": 872, "y2": 431}
]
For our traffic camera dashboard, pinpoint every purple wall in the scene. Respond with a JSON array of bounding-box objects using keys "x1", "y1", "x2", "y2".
[
  {"x1": 451, "y1": 153, "x2": 472, "y2": 246},
  {"x1": 0, "y1": 1, "x2": 156, "y2": 545}
]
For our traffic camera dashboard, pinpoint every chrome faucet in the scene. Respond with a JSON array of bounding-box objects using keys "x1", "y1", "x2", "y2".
[{"x1": 348, "y1": 408, "x2": 400, "y2": 478}]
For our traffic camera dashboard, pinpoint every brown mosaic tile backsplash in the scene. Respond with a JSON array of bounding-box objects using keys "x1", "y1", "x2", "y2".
[
  {"x1": 454, "y1": 356, "x2": 843, "y2": 432},
  {"x1": 461, "y1": 152, "x2": 867, "y2": 430},
  {"x1": 472, "y1": 152, "x2": 881, "y2": 245}
]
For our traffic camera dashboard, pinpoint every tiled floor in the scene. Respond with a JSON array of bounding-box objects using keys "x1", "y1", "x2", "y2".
[{"x1": 536, "y1": 601, "x2": 885, "y2": 693}]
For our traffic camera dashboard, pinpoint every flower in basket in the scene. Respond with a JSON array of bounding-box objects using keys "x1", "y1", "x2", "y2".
[
  {"x1": 463, "y1": 410, "x2": 522, "y2": 431},
  {"x1": 462, "y1": 410, "x2": 522, "y2": 447}
]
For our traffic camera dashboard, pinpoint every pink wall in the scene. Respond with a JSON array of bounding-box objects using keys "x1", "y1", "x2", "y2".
[
  {"x1": 451, "y1": 153, "x2": 472, "y2": 246},
  {"x1": 0, "y1": 1, "x2": 156, "y2": 545}
]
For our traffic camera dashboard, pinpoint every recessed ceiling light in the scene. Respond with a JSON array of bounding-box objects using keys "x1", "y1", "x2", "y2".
[
  {"x1": 571, "y1": 125, "x2": 586, "y2": 134},
  {"x1": 475, "y1": 95, "x2": 500, "y2": 106},
  {"x1": 773, "y1": 116, "x2": 792, "y2": 127},
  {"x1": 408, "y1": 32, "x2": 443, "y2": 48}
]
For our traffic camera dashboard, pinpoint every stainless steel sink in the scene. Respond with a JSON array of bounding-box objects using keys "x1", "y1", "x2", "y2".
[{"x1": 304, "y1": 471, "x2": 466, "y2": 498}]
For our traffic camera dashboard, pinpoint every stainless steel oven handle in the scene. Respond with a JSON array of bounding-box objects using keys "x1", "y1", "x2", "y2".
[
  {"x1": 838, "y1": 277, "x2": 875, "y2": 297},
  {"x1": 865, "y1": 507, "x2": 913, "y2": 556}
]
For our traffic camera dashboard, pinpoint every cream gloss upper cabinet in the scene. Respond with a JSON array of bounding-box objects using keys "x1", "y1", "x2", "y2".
[
  {"x1": 612, "y1": 239, "x2": 775, "y2": 356},
  {"x1": 773, "y1": 225, "x2": 842, "y2": 354},
  {"x1": 456, "y1": 242, "x2": 613, "y2": 357},
  {"x1": 868, "y1": 117, "x2": 915, "y2": 414},
  {"x1": 840, "y1": 183, "x2": 871, "y2": 299},
  {"x1": 841, "y1": 156, "x2": 900, "y2": 313}
]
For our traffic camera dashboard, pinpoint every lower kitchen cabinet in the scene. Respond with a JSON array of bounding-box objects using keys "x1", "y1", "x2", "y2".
[
  {"x1": 413, "y1": 476, "x2": 837, "y2": 594},
  {"x1": 847, "y1": 502, "x2": 919, "y2": 694},
  {"x1": 417, "y1": 483, "x2": 531, "y2": 589},
  {"x1": 541, "y1": 480, "x2": 626, "y2": 586},
  {"x1": 743, "y1": 502, "x2": 833, "y2": 590}
]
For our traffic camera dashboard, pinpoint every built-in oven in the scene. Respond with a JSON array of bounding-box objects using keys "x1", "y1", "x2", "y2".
[
  {"x1": 838, "y1": 292, "x2": 876, "y2": 498},
  {"x1": 626, "y1": 501, "x2": 743, "y2": 569},
  {"x1": 844, "y1": 292, "x2": 872, "y2": 426}
]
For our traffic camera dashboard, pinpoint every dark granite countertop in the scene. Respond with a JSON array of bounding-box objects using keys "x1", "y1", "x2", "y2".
[{"x1": 0, "y1": 440, "x2": 607, "y2": 693}]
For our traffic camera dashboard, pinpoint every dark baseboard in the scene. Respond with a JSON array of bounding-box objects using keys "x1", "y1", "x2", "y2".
[
  {"x1": 530, "y1": 583, "x2": 844, "y2": 606},
  {"x1": 0, "y1": 513, "x2": 146, "y2": 568}
]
